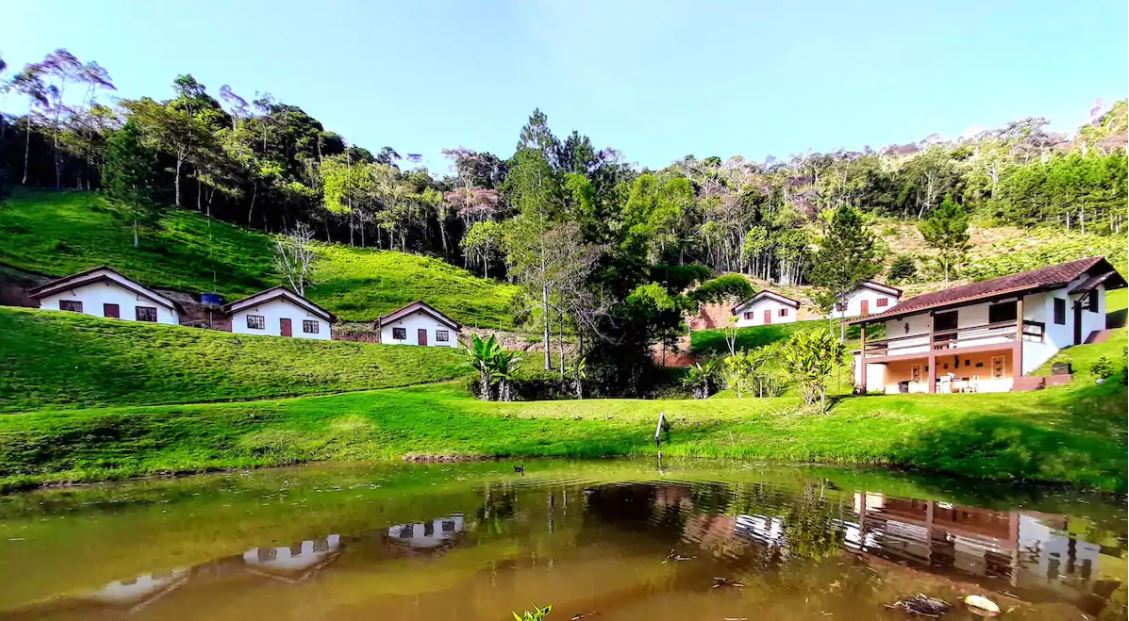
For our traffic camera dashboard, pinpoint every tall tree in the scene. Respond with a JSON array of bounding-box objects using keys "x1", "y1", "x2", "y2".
[
  {"x1": 809, "y1": 206, "x2": 881, "y2": 332},
  {"x1": 102, "y1": 120, "x2": 159, "y2": 247},
  {"x1": 918, "y1": 195, "x2": 970, "y2": 284}
]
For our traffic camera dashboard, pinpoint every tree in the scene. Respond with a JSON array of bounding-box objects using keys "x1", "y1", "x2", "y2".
[
  {"x1": 466, "y1": 334, "x2": 502, "y2": 401},
  {"x1": 917, "y1": 195, "x2": 970, "y2": 284},
  {"x1": 273, "y1": 222, "x2": 317, "y2": 295},
  {"x1": 887, "y1": 254, "x2": 917, "y2": 283},
  {"x1": 102, "y1": 121, "x2": 159, "y2": 247},
  {"x1": 779, "y1": 328, "x2": 845, "y2": 412},
  {"x1": 8, "y1": 64, "x2": 48, "y2": 185},
  {"x1": 491, "y1": 349, "x2": 523, "y2": 402},
  {"x1": 461, "y1": 220, "x2": 505, "y2": 277},
  {"x1": 503, "y1": 148, "x2": 562, "y2": 370},
  {"x1": 809, "y1": 206, "x2": 881, "y2": 333},
  {"x1": 121, "y1": 97, "x2": 217, "y2": 207},
  {"x1": 682, "y1": 358, "x2": 719, "y2": 399}
]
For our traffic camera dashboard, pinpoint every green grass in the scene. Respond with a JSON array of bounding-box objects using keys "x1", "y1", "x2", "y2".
[
  {"x1": 0, "y1": 189, "x2": 519, "y2": 327},
  {"x1": 690, "y1": 319, "x2": 876, "y2": 355},
  {"x1": 0, "y1": 306, "x2": 471, "y2": 411},
  {"x1": 0, "y1": 367, "x2": 1123, "y2": 492},
  {"x1": 1032, "y1": 327, "x2": 1128, "y2": 379}
]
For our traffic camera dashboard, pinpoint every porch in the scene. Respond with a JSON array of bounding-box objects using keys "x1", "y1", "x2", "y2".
[
  {"x1": 857, "y1": 319, "x2": 1045, "y2": 360},
  {"x1": 858, "y1": 349, "x2": 1018, "y2": 395}
]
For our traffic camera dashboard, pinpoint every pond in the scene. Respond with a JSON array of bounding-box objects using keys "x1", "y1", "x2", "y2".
[{"x1": 0, "y1": 459, "x2": 1123, "y2": 620}]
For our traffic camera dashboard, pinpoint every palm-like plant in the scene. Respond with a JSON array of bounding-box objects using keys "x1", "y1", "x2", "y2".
[
  {"x1": 466, "y1": 334, "x2": 502, "y2": 401},
  {"x1": 683, "y1": 358, "x2": 719, "y2": 399},
  {"x1": 491, "y1": 349, "x2": 524, "y2": 402}
]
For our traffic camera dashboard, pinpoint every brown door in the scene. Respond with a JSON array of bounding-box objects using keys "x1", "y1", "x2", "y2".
[
  {"x1": 280, "y1": 318, "x2": 292, "y2": 337},
  {"x1": 860, "y1": 299, "x2": 869, "y2": 316},
  {"x1": 103, "y1": 303, "x2": 120, "y2": 318},
  {"x1": 417, "y1": 328, "x2": 428, "y2": 346},
  {"x1": 763, "y1": 309, "x2": 772, "y2": 325}
]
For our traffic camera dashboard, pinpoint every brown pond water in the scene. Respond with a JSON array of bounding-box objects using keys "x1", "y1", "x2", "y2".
[{"x1": 0, "y1": 460, "x2": 1123, "y2": 620}]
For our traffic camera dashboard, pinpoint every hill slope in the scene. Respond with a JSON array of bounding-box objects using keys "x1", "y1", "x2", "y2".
[
  {"x1": 0, "y1": 307, "x2": 470, "y2": 411},
  {"x1": 0, "y1": 190, "x2": 519, "y2": 328}
]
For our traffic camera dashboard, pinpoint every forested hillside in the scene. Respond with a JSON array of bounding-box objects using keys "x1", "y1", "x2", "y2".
[{"x1": 1, "y1": 48, "x2": 1125, "y2": 395}]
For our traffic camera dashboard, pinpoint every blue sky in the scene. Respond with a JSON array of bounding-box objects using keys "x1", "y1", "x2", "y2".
[{"x1": 3, "y1": 1, "x2": 1126, "y2": 172}]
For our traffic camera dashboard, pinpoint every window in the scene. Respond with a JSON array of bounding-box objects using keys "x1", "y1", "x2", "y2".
[
  {"x1": 835, "y1": 302, "x2": 847, "y2": 312},
  {"x1": 103, "y1": 303, "x2": 120, "y2": 318},
  {"x1": 392, "y1": 327, "x2": 407, "y2": 340},
  {"x1": 778, "y1": 308, "x2": 788, "y2": 317},
  {"x1": 1053, "y1": 298, "x2": 1066, "y2": 325},
  {"x1": 744, "y1": 312, "x2": 753, "y2": 320},
  {"x1": 135, "y1": 306, "x2": 157, "y2": 322},
  {"x1": 59, "y1": 300, "x2": 83, "y2": 313},
  {"x1": 436, "y1": 329, "x2": 450, "y2": 342},
  {"x1": 876, "y1": 297, "x2": 889, "y2": 307},
  {"x1": 246, "y1": 314, "x2": 265, "y2": 330},
  {"x1": 1086, "y1": 292, "x2": 1099, "y2": 313},
  {"x1": 302, "y1": 320, "x2": 319, "y2": 334},
  {"x1": 988, "y1": 301, "x2": 1017, "y2": 324}
]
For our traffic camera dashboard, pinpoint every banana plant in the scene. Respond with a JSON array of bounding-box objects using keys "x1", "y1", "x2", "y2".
[{"x1": 466, "y1": 334, "x2": 502, "y2": 401}]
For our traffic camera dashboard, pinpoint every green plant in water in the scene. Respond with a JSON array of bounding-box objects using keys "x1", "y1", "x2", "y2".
[{"x1": 513, "y1": 604, "x2": 552, "y2": 620}]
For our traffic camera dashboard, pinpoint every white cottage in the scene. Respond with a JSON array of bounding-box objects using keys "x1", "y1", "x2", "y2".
[
  {"x1": 376, "y1": 300, "x2": 461, "y2": 347},
  {"x1": 28, "y1": 266, "x2": 180, "y2": 324},
  {"x1": 732, "y1": 290, "x2": 801, "y2": 327},
  {"x1": 834, "y1": 280, "x2": 902, "y2": 319},
  {"x1": 848, "y1": 256, "x2": 1126, "y2": 394},
  {"x1": 223, "y1": 286, "x2": 335, "y2": 340}
]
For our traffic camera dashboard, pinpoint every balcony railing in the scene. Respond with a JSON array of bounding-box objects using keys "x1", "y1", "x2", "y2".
[{"x1": 857, "y1": 320, "x2": 1045, "y2": 357}]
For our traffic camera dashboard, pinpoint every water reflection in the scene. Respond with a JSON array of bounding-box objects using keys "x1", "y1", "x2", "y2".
[{"x1": 0, "y1": 464, "x2": 1122, "y2": 621}]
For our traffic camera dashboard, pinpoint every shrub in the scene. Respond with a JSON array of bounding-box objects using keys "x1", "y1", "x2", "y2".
[
  {"x1": 888, "y1": 254, "x2": 917, "y2": 283},
  {"x1": 1091, "y1": 356, "x2": 1116, "y2": 380}
]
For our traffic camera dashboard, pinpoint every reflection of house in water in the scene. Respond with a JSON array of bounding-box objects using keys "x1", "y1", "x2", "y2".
[
  {"x1": 839, "y1": 493, "x2": 1110, "y2": 608},
  {"x1": 242, "y1": 534, "x2": 341, "y2": 583},
  {"x1": 84, "y1": 568, "x2": 190, "y2": 611},
  {"x1": 386, "y1": 514, "x2": 464, "y2": 554}
]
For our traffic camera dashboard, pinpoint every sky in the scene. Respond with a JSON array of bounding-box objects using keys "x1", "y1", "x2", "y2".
[{"x1": 3, "y1": 0, "x2": 1127, "y2": 172}]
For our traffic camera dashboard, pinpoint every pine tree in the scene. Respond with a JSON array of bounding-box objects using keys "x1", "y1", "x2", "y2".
[
  {"x1": 103, "y1": 120, "x2": 159, "y2": 247},
  {"x1": 918, "y1": 195, "x2": 970, "y2": 284},
  {"x1": 810, "y1": 206, "x2": 882, "y2": 318}
]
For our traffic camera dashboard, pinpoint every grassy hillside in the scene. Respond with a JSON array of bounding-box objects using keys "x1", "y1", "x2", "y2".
[
  {"x1": 690, "y1": 319, "x2": 875, "y2": 355},
  {"x1": 0, "y1": 189, "x2": 519, "y2": 327},
  {"x1": 0, "y1": 370, "x2": 1122, "y2": 492},
  {"x1": 0, "y1": 307, "x2": 470, "y2": 411}
]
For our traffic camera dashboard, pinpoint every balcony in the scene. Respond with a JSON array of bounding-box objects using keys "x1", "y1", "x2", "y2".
[{"x1": 857, "y1": 320, "x2": 1045, "y2": 358}]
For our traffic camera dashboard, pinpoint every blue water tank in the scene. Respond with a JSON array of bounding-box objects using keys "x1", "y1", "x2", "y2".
[{"x1": 199, "y1": 292, "x2": 224, "y2": 307}]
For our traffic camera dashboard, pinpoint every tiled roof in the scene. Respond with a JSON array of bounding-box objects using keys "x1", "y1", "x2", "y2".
[
  {"x1": 223, "y1": 286, "x2": 336, "y2": 322},
  {"x1": 376, "y1": 300, "x2": 461, "y2": 329},
  {"x1": 732, "y1": 289, "x2": 801, "y2": 313},
  {"x1": 848, "y1": 256, "x2": 1122, "y2": 324}
]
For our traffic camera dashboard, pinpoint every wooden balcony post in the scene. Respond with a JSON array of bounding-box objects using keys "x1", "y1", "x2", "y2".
[
  {"x1": 1014, "y1": 296, "x2": 1024, "y2": 379},
  {"x1": 859, "y1": 321, "x2": 867, "y2": 394},
  {"x1": 928, "y1": 312, "x2": 936, "y2": 393}
]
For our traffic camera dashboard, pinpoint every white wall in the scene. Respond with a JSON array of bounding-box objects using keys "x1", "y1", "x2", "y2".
[
  {"x1": 38, "y1": 281, "x2": 179, "y2": 325},
  {"x1": 230, "y1": 297, "x2": 330, "y2": 340},
  {"x1": 734, "y1": 298, "x2": 798, "y2": 327},
  {"x1": 835, "y1": 286, "x2": 898, "y2": 319},
  {"x1": 379, "y1": 310, "x2": 459, "y2": 347}
]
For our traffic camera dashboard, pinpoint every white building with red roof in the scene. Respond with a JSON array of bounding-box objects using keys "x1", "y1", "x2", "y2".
[
  {"x1": 375, "y1": 300, "x2": 461, "y2": 347},
  {"x1": 847, "y1": 257, "x2": 1125, "y2": 394}
]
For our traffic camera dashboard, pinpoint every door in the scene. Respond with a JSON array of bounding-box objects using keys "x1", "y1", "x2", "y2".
[
  {"x1": 763, "y1": 309, "x2": 772, "y2": 325},
  {"x1": 860, "y1": 299, "x2": 869, "y2": 316},
  {"x1": 417, "y1": 328, "x2": 428, "y2": 346},
  {"x1": 280, "y1": 318, "x2": 292, "y2": 337},
  {"x1": 1073, "y1": 300, "x2": 1083, "y2": 345},
  {"x1": 933, "y1": 311, "x2": 958, "y2": 349},
  {"x1": 103, "y1": 303, "x2": 120, "y2": 319}
]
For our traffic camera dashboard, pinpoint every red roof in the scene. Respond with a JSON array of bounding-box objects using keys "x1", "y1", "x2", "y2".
[
  {"x1": 376, "y1": 300, "x2": 461, "y2": 330},
  {"x1": 848, "y1": 256, "x2": 1125, "y2": 324}
]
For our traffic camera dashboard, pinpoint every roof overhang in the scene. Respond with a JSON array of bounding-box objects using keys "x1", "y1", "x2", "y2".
[
  {"x1": 732, "y1": 290, "x2": 801, "y2": 313},
  {"x1": 376, "y1": 301, "x2": 461, "y2": 330},
  {"x1": 857, "y1": 280, "x2": 902, "y2": 297},
  {"x1": 28, "y1": 267, "x2": 179, "y2": 311},
  {"x1": 223, "y1": 287, "x2": 336, "y2": 322}
]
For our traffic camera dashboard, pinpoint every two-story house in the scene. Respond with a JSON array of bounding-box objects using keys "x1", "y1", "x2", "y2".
[{"x1": 847, "y1": 257, "x2": 1125, "y2": 394}]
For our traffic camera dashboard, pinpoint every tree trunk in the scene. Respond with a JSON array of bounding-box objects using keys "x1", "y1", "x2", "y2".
[
  {"x1": 247, "y1": 182, "x2": 257, "y2": 225},
  {"x1": 174, "y1": 153, "x2": 184, "y2": 207},
  {"x1": 21, "y1": 119, "x2": 31, "y2": 185},
  {"x1": 133, "y1": 218, "x2": 139, "y2": 248},
  {"x1": 542, "y1": 282, "x2": 551, "y2": 371}
]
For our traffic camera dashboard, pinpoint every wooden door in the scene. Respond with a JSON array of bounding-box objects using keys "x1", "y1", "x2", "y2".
[
  {"x1": 417, "y1": 328, "x2": 428, "y2": 346},
  {"x1": 280, "y1": 318, "x2": 292, "y2": 337},
  {"x1": 763, "y1": 309, "x2": 772, "y2": 325},
  {"x1": 860, "y1": 299, "x2": 869, "y2": 316},
  {"x1": 103, "y1": 303, "x2": 120, "y2": 319}
]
